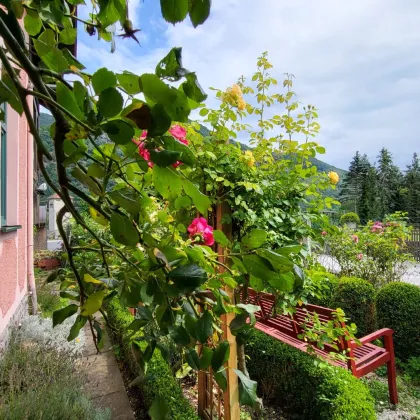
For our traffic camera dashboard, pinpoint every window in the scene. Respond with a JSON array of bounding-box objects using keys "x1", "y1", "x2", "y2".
[{"x1": 0, "y1": 102, "x2": 6, "y2": 226}]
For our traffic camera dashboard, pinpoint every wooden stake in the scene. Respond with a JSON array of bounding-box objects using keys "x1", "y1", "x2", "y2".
[{"x1": 217, "y1": 202, "x2": 240, "y2": 420}]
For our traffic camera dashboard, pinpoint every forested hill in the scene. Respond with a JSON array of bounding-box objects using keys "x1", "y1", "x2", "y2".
[{"x1": 38, "y1": 113, "x2": 345, "y2": 200}]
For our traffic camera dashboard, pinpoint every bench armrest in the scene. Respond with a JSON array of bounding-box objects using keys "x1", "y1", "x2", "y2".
[{"x1": 356, "y1": 328, "x2": 394, "y2": 346}]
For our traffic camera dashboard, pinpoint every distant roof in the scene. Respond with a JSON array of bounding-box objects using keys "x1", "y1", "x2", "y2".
[{"x1": 48, "y1": 193, "x2": 61, "y2": 200}]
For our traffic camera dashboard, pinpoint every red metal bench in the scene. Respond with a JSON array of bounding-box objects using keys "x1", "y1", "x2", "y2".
[{"x1": 243, "y1": 289, "x2": 398, "y2": 404}]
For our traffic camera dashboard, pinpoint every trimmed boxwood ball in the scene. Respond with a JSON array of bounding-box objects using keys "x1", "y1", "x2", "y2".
[
  {"x1": 330, "y1": 276, "x2": 376, "y2": 337},
  {"x1": 306, "y1": 270, "x2": 340, "y2": 307},
  {"x1": 105, "y1": 299, "x2": 198, "y2": 420},
  {"x1": 376, "y1": 282, "x2": 420, "y2": 361},
  {"x1": 246, "y1": 330, "x2": 376, "y2": 420},
  {"x1": 339, "y1": 212, "x2": 360, "y2": 225}
]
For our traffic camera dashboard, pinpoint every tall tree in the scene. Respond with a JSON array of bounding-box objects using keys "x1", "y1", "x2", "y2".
[
  {"x1": 340, "y1": 151, "x2": 364, "y2": 212},
  {"x1": 376, "y1": 148, "x2": 403, "y2": 218},
  {"x1": 403, "y1": 153, "x2": 420, "y2": 224},
  {"x1": 359, "y1": 164, "x2": 379, "y2": 224}
]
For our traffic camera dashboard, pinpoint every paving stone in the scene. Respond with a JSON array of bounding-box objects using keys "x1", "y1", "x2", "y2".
[
  {"x1": 84, "y1": 350, "x2": 126, "y2": 398},
  {"x1": 93, "y1": 390, "x2": 135, "y2": 420}
]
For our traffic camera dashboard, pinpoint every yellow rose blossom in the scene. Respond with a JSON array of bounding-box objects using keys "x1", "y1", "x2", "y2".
[
  {"x1": 244, "y1": 150, "x2": 255, "y2": 168},
  {"x1": 222, "y1": 84, "x2": 247, "y2": 110},
  {"x1": 328, "y1": 171, "x2": 339, "y2": 185}
]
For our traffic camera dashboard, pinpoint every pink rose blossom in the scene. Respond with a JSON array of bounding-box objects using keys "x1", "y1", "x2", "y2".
[
  {"x1": 351, "y1": 234, "x2": 359, "y2": 243},
  {"x1": 188, "y1": 217, "x2": 214, "y2": 246},
  {"x1": 357, "y1": 253, "x2": 363, "y2": 260},
  {"x1": 169, "y1": 125, "x2": 187, "y2": 141},
  {"x1": 321, "y1": 231, "x2": 327, "y2": 236}
]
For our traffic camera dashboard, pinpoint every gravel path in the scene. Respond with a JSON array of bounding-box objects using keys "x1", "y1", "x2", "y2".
[{"x1": 317, "y1": 255, "x2": 420, "y2": 287}]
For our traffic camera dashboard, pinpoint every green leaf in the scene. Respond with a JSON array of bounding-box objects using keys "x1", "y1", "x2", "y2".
[
  {"x1": 256, "y1": 249, "x2": 293, "y2": 269},
  {"x1": 213, "y1": 230, "x2": 231, "y2": 247},
  {"x1": 148, "y1": 395, "x2": 169, "y2": 420},
  {"x1": 268, "y1": 272, "x2": 295, "y2": 292},
  {"x1": 211, "y1": 340, "x2": 230, "y2": 372},
  {"x1": 87, "y1": 162, "x2": 105, "y2": 178},
  {"x1": 182, "y1": 73, "x2": 207, "y2": 102},
  {"x1": 153, "y1": 166, "x2": 182, "y2": 199},
  {"x1": 237, "y1": 303, "x2": 260, "y2": 314},
  {"x1": 214, "y1": 370, "x2": 227, "y2": 391},
  {"x1": 276, "y1": 245, "x2": 302, "y2": 256},
  {"x1": 230, "y1": 256, "x2": 247, "y2": 274},
  {"x1": 162, "y1": 135, "x2": 195, "y2": 166},
  {"x1": 110, "y1": 212, "x2": 139, "y2": 246},
  {"x1": 199, "y1": 346, "x2": 213, "y2": 369},
  {"x1": 189, "y1": 0, "x2": 211, "y2": 27},
  {"x1": 67, "y1": 315, "x2": 87, "y2": 341},
  {"x1": 233, "y1": 369, "x2": 258, "y2": 407},
  {"x1": 243, "y1": 255, "x2": 293, "y2": 291},
  {"x1": 102, "y1": 119, "x2": 135, "y2": 145},
  {"x1": 160, "y1": 0, "x2": 189, "y2": 23},
  {"x1": 183, "y1": 178, "x2": 210, "y2": 214},
  {"x1": 109, "y1": 189, "x2": 142, "y2": 214},
  {"x1": 73, "y1": 81, "x2": 87, "y2": 110},
  {"x1": 169, "y1": 325, "x2": 191, "y2": 346},
  {"x1": 117, "y1": 71, "x2": 141, "y2": 94},
  {"x1": 92, "y1": 67, "x2": 117, "y2": 95},
  {"x1": 0, "y1": 71, "x2": 23, "y2": 115},
  {"x1": 149, "y1": 104, "x2": 172, "y2": 136},
  {"x1": 33, "y1": 29, "x2": 68, "y2": 72},
  {"x1": 174, "y1": 195, "x2": 192, "y2": 209},
  {"x1": 24, "y1": 9, "x2": 42, "y2": 36},
  {"x1": 98, "y1": 87, "x2": 123, "y2": 117},
  {"x1": 46, "y1": 268, "x2": 62, "y2": 283},
  {"x1": 84, "y1": 273, "x2": 103, "y2": 285},
  {"x1": 229, "y1": 313, "x2": 249, "y2": 335},
  {"x1": 186, "y1": 348, "x2": 200, "y2": 370},
  {"x1": 140, "y1": 73, "x2": 177, "y2": 104},
  {"x1": 166, "y1": 263, "x2": 207, "y2": 291},
  {"x1": 93, "y1": 320, "x2": 104, "y2": 350},
  {"x1": 155, "y1": 47, "x2": 185, "y2": 81},
  {"x1": 71, "y1": 167, "x2": 101, "y2": 196},
  {"x1": 163, "y1": 88, "x2": 191, "y2": 122},
  {"x1": 241, "y1": 229, "x2": 267, "y2": 250},
  {"x1": 150, "y1": 149, "x2": 182, "y2": 167},
  {"x1": 56, "y1": 81, "x2": 85, "y2": 121},
  {"x1": 80, "y1": 290, "x2": 107, "y2": 316},
  {"x1": 293, "y1": 264, "x2": 305, "y2": 288},
  {"x1": 196, "y1": 310, "x2": 212, "y2": 344},
  {"x1": 59, "y1": 28, "x2": 77, "y2": 45},
  {"x1": 52, "y1": 304, "x2": 79, "y2": 327}
]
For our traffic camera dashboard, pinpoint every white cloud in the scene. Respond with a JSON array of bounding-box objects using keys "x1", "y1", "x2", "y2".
[{"x1": 81, "y1": 0, "x2": 420, "y2": 169}]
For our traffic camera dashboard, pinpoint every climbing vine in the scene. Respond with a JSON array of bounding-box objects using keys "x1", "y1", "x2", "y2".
[{"x1": 0, "y1": 0, "x2": 342, "y2": 412}]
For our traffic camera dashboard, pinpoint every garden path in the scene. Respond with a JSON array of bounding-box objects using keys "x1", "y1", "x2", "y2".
[{"x1": 83, "y1": 318, "x2": 135, "y2": 420}]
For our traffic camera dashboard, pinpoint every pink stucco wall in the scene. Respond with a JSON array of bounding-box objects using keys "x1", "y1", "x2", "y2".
[{"x1": 0, "y1": 69, "x2": 33, "y2": 340}]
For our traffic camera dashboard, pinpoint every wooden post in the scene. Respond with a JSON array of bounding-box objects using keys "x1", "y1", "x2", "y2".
[{"x1": 217, "y1": 201, "x2": 240, "y2": 420}]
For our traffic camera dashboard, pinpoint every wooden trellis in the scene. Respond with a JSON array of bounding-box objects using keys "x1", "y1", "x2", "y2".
[{"x1": 197, "y1": 202, "x2": 240, "y2": 420}]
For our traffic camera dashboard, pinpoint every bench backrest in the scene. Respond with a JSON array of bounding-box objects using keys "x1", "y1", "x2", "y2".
[{"x1": 242, "y1": 289, "x2": 354, "y2": 363}]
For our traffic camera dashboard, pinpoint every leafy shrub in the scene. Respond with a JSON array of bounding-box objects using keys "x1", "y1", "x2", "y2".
[
  {"x1": 0, "y1": 339, "x2": 110, "y2": 420},
  {"x1": 17, "y1": 315, "x2": 85, "y2": 354},
  {"x1": 376, "y1": 282, "x2": 420, "y2": 361},
  {"x1": 305, "y1": 269, "x2": 339, "y2": 307},
  {"x1": 340, "y1": 212, "x2": 360, "y2": 225},
  {"x1": 105, "y1": 299, "x2": 198, "y2": 420},
  {"x1": 328, "y1": 212, "x2": 413, "y2": 287},
  {"x1": 330, "y1": 277, "x2": 376, "y2": 337},
  {"x1": 36, "y1": 280, "x2": 68, "y2": 318},
  {"x1": 403, "y1": 357, "x2": 420, "y2": 385},
  {"x1": 245, "y1": 330, "x2": 376, "y2": 420}
]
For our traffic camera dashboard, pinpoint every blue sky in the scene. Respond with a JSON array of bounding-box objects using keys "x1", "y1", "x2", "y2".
[{"x1": 77, "y1": 0, "x2": 420, "y2": 170}]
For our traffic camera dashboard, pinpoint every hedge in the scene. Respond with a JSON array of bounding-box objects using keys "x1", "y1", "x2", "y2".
[
  {"x1": 105, "y1": 299, "x2": 198, "y2": 420},
  {"x1": 330, "y1": 277, "x2": 376, "y2": 337},
  {"x1": 246, "y1": 330, "x2": 376, "y2": 420},
  {"x1": 339, "y1": 212, "x2": 360, "y2": 225},
  {"x1": 376, "y1": 282, "x2": 420, "y2": 361}
]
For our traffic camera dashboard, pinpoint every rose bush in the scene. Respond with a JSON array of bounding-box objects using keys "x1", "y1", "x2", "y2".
[{"x1": 327, "y1": 212, "x2": 413, "y2": 287}]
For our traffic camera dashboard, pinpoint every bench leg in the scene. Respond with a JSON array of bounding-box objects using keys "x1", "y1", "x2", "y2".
[{"x1": 387, "y1": 358, "x2": 398, "y2": 405}]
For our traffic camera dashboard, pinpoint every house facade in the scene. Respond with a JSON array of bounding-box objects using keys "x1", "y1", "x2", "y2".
[{"x1": 0, "y1": 68, "x2": 38, "y2": 348}]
